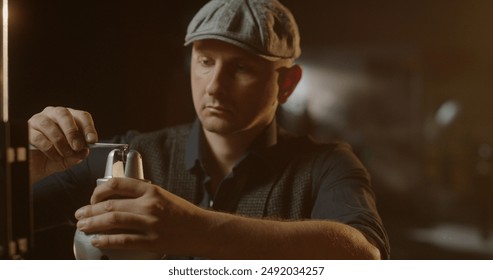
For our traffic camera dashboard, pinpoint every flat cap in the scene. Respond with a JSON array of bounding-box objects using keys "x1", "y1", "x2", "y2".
[{"x1": 185, "y1": 0, "x2": 301, "y2": 60}]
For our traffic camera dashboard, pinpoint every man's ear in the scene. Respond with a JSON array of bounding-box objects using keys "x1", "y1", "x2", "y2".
[{"x1": 278, "y1": 64, "x2": 302, "y2": 104}]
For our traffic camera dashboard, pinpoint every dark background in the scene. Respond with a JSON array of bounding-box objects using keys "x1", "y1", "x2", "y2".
[{"x1": 8, "y1": 0, "x2": 493, "y2": 259}]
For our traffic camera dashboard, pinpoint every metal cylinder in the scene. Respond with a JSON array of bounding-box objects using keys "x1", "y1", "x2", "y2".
[{"x1": 73, "y1": 149, "x2": 164, "y2": 260}]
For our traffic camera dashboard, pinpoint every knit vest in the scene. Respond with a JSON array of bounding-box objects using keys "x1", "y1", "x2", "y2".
[{"x1": 129, "y1": 124, "x2": 325, "y2": 220}]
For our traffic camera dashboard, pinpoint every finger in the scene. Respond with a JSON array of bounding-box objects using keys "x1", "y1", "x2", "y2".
[
  {"x1": 90, "y1": 178, "x2": 149, "y2": 204},
  {"x1": 68, "y1": 107, "x2": 98, "y2": 143},
  {"x1": 42, "y1": 106, "x2": 88, "y2": 151},
  {"x1": 28, "y1": 112, "x2": 76, "y2": 158},
  {"x1": 90, "y1": 232, "x2": 156, "y2": 250},
  {"x1": 28, "y1": 129, "x2": 64, "y2": 162},
  {"x1": 75, "y1": 198, "x2": 141, "y2": 219},
  {"x1": 30, "y1": 128, "x2": 90, "y2": 162},
  {"x1": 77, "y1": 211, "x2": 154, "y2": 234}
]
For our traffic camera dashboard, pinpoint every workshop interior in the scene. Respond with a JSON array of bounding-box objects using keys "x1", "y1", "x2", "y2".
[{"x1": 2, "y1": 0, "x2": 493, "y2": 259}]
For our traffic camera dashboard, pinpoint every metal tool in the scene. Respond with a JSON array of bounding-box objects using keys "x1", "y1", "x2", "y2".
[{"x1": 29, "y1": 142, "x2": 129, "y2": 151}]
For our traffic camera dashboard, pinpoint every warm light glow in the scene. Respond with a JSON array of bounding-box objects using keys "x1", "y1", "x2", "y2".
[
  {"x1": 1, "y1": 0, "x2": 7, "y2": 122},
  {"x1": 2, "y1": 0, "x2": 7, "y2": 24}
]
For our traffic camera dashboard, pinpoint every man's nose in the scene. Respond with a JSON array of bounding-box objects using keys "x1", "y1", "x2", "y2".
[{"x1": 205, "y1": 64, "x2": 229, "y2": 96}]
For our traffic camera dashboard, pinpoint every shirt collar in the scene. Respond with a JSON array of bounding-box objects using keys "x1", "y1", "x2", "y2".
[{"x1": 185, "y1": 118, "x2": 279, "y2": 171}]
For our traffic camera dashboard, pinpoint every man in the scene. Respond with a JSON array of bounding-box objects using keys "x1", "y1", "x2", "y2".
[{"x1": 29, "y1": 0, "x2": 389, "y2": 259}]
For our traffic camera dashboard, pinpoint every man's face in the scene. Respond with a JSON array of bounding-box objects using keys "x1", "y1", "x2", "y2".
[{"x1": 191, "y1": 40, "x2": 283, "y2": 136}]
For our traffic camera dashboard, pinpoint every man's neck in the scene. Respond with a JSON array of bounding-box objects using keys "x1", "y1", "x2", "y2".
[
  {"x1": 203, "y1": 126, "x2": 262, "y2": 177},
  {"x1": 200, "y1": 121, "x2": 277, "y2": 195}
]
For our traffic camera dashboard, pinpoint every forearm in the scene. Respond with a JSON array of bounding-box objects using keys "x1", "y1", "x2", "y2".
[
  {"x1": 190, "y1": 209, "x2": 381, "y2": 260},
  {"x1": 76, "y1": 180, "x2": 382, "y2": 259}
]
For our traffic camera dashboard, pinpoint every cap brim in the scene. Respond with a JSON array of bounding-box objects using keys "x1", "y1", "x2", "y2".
[{"x1": 184, "y1": 34, "x2": 282, "y2": 62}]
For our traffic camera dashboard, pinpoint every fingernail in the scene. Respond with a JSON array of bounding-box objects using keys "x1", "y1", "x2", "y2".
[
  {"x1": 77, "y1": 219, "x2": 86, "y2": 230},
  {"x1": 75, "y1": 208, "x2": 85, "y2": 219},
  {"x1": 91, "y1": 235, "x2": 100, "y2": 247},
  {"x1": 72, "y1": 138, "x2": 84, "y2": 151},
  {"x1": 86, "y1": 133, "x2": 97, "y2": 143}
]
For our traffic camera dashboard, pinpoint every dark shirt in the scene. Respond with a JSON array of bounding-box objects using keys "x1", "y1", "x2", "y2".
[{"x1": 33, "y1": 119, "x2": 390, "y2": 259}]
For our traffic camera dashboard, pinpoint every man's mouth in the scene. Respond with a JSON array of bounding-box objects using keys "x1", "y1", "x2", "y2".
[{"x1": 204, "y1": 104, "x2": 232, "y2": 113}]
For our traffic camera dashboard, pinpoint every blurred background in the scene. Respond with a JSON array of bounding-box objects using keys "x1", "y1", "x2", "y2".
[{"x1": 8, "y1": 0, "x2": 493, "y2": 259}]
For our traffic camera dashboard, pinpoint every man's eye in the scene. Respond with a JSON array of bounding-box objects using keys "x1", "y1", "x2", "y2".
[
  {"x1": 236, "y1": 63, "x2": 250, "y2": 72},
  {"x1": 198, "y1": 57, "x2": 213, "y2": 66}
]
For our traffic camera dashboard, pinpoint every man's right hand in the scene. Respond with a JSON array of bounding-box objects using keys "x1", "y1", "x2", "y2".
[{"x1": 28, "y1": 106, "x2": 99, "y2": 184}]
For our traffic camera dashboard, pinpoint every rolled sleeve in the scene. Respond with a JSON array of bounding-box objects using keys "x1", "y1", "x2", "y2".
[{"x1": 311, "y1": 143, "x2": 390, "y2": 259}]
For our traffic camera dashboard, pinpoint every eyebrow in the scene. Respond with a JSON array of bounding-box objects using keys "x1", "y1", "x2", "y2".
[{"x1": 193, "y1": 43, "x2": 257, "y2": 58}]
